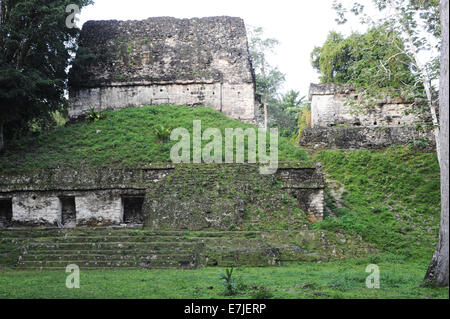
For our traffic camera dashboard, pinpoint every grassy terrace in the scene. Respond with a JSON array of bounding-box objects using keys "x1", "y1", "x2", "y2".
[
  {"x1": 0, "y1": 258, "x2": 448, "y2": 299},
  {"x1": 0, "y1": 105, "x2": 446, "y2": 298},
  {"x1": 0, "y1": 105, "x2": 309, "y2": 171},
  {"x1": 0, "y1": 147, "x2": 444, "y2": 299},
  {"x1": 313, "y1": 147, "x2": 441, "y2": 261}
]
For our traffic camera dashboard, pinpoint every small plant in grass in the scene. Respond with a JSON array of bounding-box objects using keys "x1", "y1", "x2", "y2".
[
  {"x1": 154, "y1": 125, "x2": 171, "y2": 144},
  {"x1": 219, "y1": 267, "x2": 237, "y2": 296},
  {"x1": 251, "y1": 286, "x2": 274, "y2": 299},
  {"x1": 86, "y1": 107, "x2": 106, "y2": 123}
]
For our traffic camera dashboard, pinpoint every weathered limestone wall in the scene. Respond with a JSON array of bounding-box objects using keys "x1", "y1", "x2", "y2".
[
  {"x1": 69, "y1": 16, "x2": 258, "y2": 123},
  {"x1": 144, "y1": 164, "x2": 324, "y2": 231},
  {"x1": 1, "y1": 190, "x2": 144, "y2": 226},
  {"x1": 75, "y1": 193, "x2": 122, "y2": 225},
  {"x1": 300, "y1": 126, "x2": 435, "y2": 150},
  {"x1": 276, "y1": 167, "x2": 324, "y2": 222},
  {"x1": 0, "y1": 164, "x2": 324, "y2": 228},
  {"x1": 12, "y1": 193, "x2": 61, "y2": 225},
  {"x1": 309, "y1": 83, "x2": 426, "y2": 128},
  {"x1": 301, "y1": 83, "x2": 434, "y2": 149},
  {"x1": 69, "y1": 83, "x2": 256, "y2": 123}
]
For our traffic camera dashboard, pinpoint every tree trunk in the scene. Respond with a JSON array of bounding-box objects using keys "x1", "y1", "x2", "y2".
[
  {"x1": 264, "y1": 103, "x2": 268, "y2": 130},
  {"x1": 424, "y1": 0, "x2": 449, "y2": 287},
  {"x1": 0, "y1": 122, "x2": 4, "y2": 153},
  {"x1": 389, "y1": 0, "x2": 441, "y2": 166}
]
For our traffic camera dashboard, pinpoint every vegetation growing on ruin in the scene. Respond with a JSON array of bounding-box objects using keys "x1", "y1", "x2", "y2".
[
  {"x1": 0, "y1": 146, "x2": 444, "y2": 298},
  {"x1": 313, "y1": 146, "x2": 440, "y2": 261},
  {"x1": 0, "y1": 106, "x2": 310, "y2": 171},
  {"x1": 144, "y1": 164, "x2": 311, "y2": 231}
]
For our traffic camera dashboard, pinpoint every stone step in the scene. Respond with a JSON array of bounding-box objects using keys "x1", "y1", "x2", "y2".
[
  {"x1": 0, "y1": 229, "x2": 263, "y2": 239},
  {"x1": 1, "y1": 229, "x2": 327, "y2": 269},
  {"x1": 20, "y1": 252, "x2": 196, "y2": 261},
  {"x1": 22, "y1": 242, "x2": 201, "y2": 251},
  {"x1": 19, "y1": 249, "x2": 195, "y2": 256},
  {"x1": 1, "y1": 235, "x2": 196, "y2": 243},
  {"x1": 2, "y1": 238, "x2": 265, "y2": 247}
]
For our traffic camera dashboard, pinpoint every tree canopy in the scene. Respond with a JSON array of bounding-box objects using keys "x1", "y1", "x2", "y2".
[
  {"x1": 0, "y1": 0, "x2": 93, "y2": 149},
  {"x1": 311, "y1": 26, "x2": 420, "y2": 97},
  {"x1": 248, "y1": 26, "x2": 307, "y2": 138},
  {"x1": 328, "y1": 0, "x2": 442, "y2": 164}
]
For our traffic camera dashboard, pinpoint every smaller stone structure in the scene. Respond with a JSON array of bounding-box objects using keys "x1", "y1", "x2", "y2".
[
  {"x1": 68, "y1": 17, "x2": 259, "y2": 124},
  {"x1": 0, "y1": 164, "x2": 324, "y2": 229},
  {"x1": 300, "y1": 83, "x2": 434, "y2": 149}
]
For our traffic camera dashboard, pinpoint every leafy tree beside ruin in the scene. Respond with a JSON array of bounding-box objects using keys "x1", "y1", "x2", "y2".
[
  {"x1": 247, "y1": 26, "x2": 285, "y2": 130},
  {"x1": 0, "y1": 0, "x2": 93, "y2": 152},
  {"x1": 248, "y1": 27, "x2": 306, "y2": 138},
  {"x1": 323, "y1": 0, "x2": 447, "y2": 287},
  {"x1": 311, "y1": 27, "x2": 419, "y2": 93},
  {"x1": 319, "y1": 0, "x2": 441, "y2": 164}
]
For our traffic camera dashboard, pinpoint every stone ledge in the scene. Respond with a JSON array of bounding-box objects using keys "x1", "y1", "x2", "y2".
[{"x1": 299, "y1": 126, "x2": 435, "y2": 151}]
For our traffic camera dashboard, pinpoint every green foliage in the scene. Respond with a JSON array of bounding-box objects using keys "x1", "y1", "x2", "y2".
[
  {"x1": 153, "y1": 125, "x2": 171, "y2": 144},
  {"x1": 314, "y1": 147, "x2": 440, "y2": 259},
  {"x1": 68, "y1": 47, "x2": 98, "y2": 88},
  {"x1": 248, "y1": 26, "x2": 284, "y2": 100},
  {"x1": 0, "y1": 105, "x2": 310, "y2": 170},
  {"x1": 51, "y1": 111, "x2": 68, "y2": 127},
  {"x1": 251, "y1": 286, "x2": 274, "y2": 299},
  {"x1": 327, "y1": 0, "x2": 440, "y2": 127},
  {"x1": 312, "y1": 27, "x2": 417, "y2": 93},
  {"x1": 0, "y1": 0, "x2": 93, "y2": 142},
  {"x1": 270, "y1": 90, "x2": 308, "y2": 138},
  {"x1": 85, "y1": 108, "x2": 106, "y2": 123},
  {"x1": 248, "y1": 27, "x2": 309, "y2": 139},
  {"x1": 219, "y1": 267, "x2": 237, "y2": 296},
  {"x1": 280, "y1": 90, "x2": 305, "y2": 116},
  {"x1": 293, "y1": 103, "x2": 311, "y2": 143}
]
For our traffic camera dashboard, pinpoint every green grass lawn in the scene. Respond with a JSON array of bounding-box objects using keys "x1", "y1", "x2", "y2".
[
  {"x1": 0, "y1": 105, "x2": 309, "y2": 171},
  {"x1": 0, "y1": 257, "x2": 447, "y2": 299}
]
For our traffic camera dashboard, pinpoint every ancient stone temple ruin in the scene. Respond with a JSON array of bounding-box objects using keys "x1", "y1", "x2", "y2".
[
  {"x1": 300, "y1": 83, "x2": 435, "y2": 149},
  {"x1": 0, "y1": 16, "x2": 328, "y2": 231},
  {"x1": 68, "y1": 16, "x2": 259, "y2": 124},
  {"x1": 0, "y1": 164, "x2": 324, "y2": 228}
]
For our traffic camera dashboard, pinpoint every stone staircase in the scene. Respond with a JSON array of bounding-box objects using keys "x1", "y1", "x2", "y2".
[
  {"x1": 0, "y1": 228, "x2": 318, "y2": 270},
  {"x1": 0, "y1": 229, "x2": 205, "y2": 269}
]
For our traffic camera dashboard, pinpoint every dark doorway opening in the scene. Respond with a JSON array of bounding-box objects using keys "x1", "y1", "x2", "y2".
[
  {"x1": 122, "y1": 196, "x2": 145, "y2": 224},
  {"x1": 60, "y1": 197, "x2": 76, "y2": 227},
  {"x1": 0, "y1": 199, "x2": 12, "y2": 228}
]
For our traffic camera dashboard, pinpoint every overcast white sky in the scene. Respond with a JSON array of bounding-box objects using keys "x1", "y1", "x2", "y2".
[{"x1": 78, "y1": 0, "x2": 370, "y2": 96}]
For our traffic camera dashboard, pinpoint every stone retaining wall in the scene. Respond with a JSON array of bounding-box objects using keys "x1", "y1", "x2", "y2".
[
  {"x1": 301, "y1": 83, "x2": 435, "y2": 149},
  {"x1": 0, "y1": 164, "x2": 324, "y2": 228},
  {"x1": 299, "y1": 127, "x2": 435, "y2": 150}
]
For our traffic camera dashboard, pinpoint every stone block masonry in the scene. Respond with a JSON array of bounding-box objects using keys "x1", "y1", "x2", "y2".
[
  {"x1": 300, "y1": 126, "x2": 435, "y2": 150},
  {"x1": 69, "y1": 17, "x2": 258, "y2": 124},
  {"x1": 300, "y1": 83, "x2": 435, "y2": 150},
  {"x1": 0, "y1": 164, "x2": 324, "y2": 228}
]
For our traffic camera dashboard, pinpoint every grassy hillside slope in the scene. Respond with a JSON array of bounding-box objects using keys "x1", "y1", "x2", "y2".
[
  {"x1": 0, "y1": 106, "x2": 309, "y2": 170},
  {"x1": 0, "y1": 105, "x2": 446, "y2": 297},
  {"x1": 313, "y1": 147, "x2": 440, "y2": 261}
]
